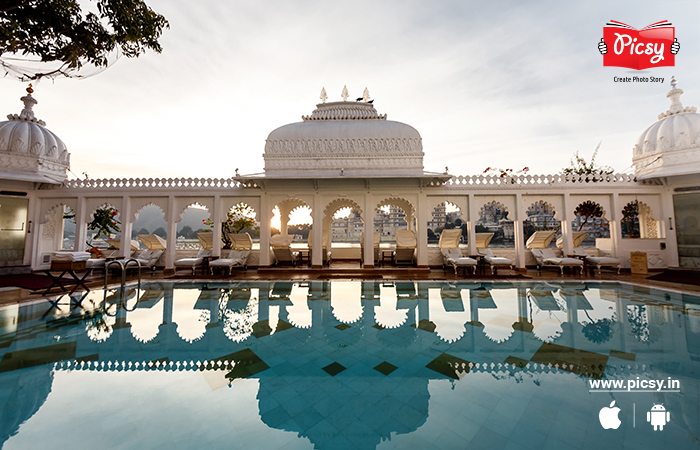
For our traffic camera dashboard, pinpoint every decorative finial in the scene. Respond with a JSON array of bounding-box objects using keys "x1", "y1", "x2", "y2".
[
  {"x1": 235, "y1": 168, "x2": 239, "y2": 176},
  {"x1": 320, "y1": 87, "x2": 327, "y2": 104},
  {"x1": 657, "y1": 76, "x2": 697, "y2": 119},
  {"x1": 341, "y1": 85, "x2": 349, "y2": 102},
  {"x1": 362, "y1": 88, "x2": 370, "y2": 102},
  {"x1": 26, "y1": 83, "x2": 33, "y2": 95},
  {"x1": 445, "y1": 166, "x2": 449, "y2": 174}
]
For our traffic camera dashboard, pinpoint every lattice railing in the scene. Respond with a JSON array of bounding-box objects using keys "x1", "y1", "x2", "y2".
[
  {"x1": 439, "y1": 173, "x2": 638, "y2": 187},
  {"x1": 61, "y1": 177, "x2": 257, "y2": 189}
]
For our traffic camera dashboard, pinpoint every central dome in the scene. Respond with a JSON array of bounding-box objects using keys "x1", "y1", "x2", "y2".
[{"x1": 264, "y1": 100, "x2": 424, "y2": 177}]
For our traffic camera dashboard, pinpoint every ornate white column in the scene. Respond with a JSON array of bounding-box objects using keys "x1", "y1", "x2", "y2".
[
  {"x1": 610, "y1": 193, "x2": 622, "y2": 259},
  {"x1": 561, "y1": 193, "x2": 573, "y2": 255},
  {"x1": 73, "y1": 196, "x2": 87, "y2": 252},
  {"x1": 259, "y1": 194, "x2": 271, "y2": 266},
  {"x1": 119, "y1": 195, "x2": 132, "y2": 259},
  {"x1": 165, "y1": 196, "x2": 177, "y2": 271},
  {"x1": 467, "y1": 194, "x2": 478, "y2": 256},
  {"x1": 416, "y1": 193, "x2": 429, "y2": 267},
  {"x1": 311, "y1": 194, "x2": 323, "y2": 268},
  {"x1": 212, "y1": 195, "x2": 222, "y2": 258},
  {"x1": 363, "y1": 193, "x2": 375, "y2": 267},
  {"x1": 514, "y1": 193, "x2": 526, "y2": 269}
]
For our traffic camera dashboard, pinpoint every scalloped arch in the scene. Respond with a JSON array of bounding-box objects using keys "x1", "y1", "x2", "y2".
[
  {"x1": 376, "y1": 196, "x2": 415, "y2": 215},
  {"x1": 41, "y1": 201, "x2": 74, "y2": 224},
  {"x1": 526, "y1": 200, "x2": 556, "y2": 216},
  {"x1": 132, "y1": 202, "x2": 165, "y2": 224},
  {"x1": 177, "y1": 202, "x2": 210, "y2": 223},
  {"x1": 479, "y1": 200, "x2": 511, "y2": 221},
  {"x1": 324, "y1": 197, "x2": 363, "y2": 220}
]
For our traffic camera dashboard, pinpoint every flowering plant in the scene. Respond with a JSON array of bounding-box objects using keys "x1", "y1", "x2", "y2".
[
  {"x1": 203, "y1": 204, "x2": 259, "y2": 249},
  {"x1": 482, "y1": 167, "x2": 529, "y2": 184},
  {"x1": 63, "y1": 205, "x2": 121, "y2": 243},
  {"x1": 574, "y1": 201, "x2": 604, "y2": 231}
]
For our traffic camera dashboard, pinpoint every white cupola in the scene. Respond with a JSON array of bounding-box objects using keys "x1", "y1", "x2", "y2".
[
  {"x1": 0, "y1": 85, "x2": 70, "y2": 184},
  {"x1": 633, "y1": 77, "x2": 700, "y2": 180}
]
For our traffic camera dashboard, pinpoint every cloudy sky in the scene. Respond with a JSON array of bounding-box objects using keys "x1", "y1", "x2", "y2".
[{"x1": 1, "y1": 0, "x2": 698, "y2": 180}]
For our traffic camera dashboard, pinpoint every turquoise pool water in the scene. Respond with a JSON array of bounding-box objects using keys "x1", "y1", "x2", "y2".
[{"x1": 0, "y1": 281, "x2": 698, "y2": 449}]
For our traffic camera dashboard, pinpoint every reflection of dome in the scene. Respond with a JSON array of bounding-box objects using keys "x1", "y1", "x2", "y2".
[
  {"x1": 264, "y1": 100, "x2": 424, "y2": 177},
  {"x1": 0, "y1": 87, "x2": 70, "y2": 183},
  {"x1": 633, "y1": 77, "x2": 700, "y2": 180}
]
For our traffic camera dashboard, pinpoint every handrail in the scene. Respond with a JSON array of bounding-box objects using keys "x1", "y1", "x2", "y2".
[{"x1": 103, "y1": 259, "x2": 142, "y2": 312}]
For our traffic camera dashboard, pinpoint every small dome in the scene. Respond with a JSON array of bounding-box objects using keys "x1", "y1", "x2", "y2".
[
  {"x1": 0, "y1": 86, "x2": 70, "y2": 184},
  {"x1": 633, "y1": 77, "x2": 700, "y2": 180},
  {"x1": 264, "y1": 94, "x2": 424, "y2": 177}
]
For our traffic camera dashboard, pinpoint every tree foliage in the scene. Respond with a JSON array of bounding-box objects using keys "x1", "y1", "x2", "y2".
[{"x1": 1, "y1": 0, "x2": 169, "y2": 78}]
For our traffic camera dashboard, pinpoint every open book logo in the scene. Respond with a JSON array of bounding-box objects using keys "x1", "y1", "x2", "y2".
[{"x1": 598, "y1": 20, "x2": 679, "y2": 70}]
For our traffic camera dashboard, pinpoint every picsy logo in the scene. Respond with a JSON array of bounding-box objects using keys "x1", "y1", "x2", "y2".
[{"x1": 598, "y1": 20, "x2": 680, "y2": 70}]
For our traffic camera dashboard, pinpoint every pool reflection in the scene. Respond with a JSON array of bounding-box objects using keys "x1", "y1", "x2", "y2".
[{"x1": 0, "y1": 281, "x2": 698, "y2": 449}]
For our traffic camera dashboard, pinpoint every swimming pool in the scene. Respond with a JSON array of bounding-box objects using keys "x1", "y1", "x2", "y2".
[{"x1": 0, "y1": 281, "x2": 698, "y2": 449}]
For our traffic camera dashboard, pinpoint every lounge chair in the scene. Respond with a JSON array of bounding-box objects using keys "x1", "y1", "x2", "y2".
[
  {"x1": 175, "y1": 248, "x2": 212, "y2": 275},
  {"x1": 113, "y1": 234, "x2": 165, "y2": 271},
  {"x1": 441, "y1": 248, "x2": 477, "y2": 275},
  {"x1": 394, "y1": 229, "x2": 417, "y2": 266},
  {"x1": 526, "y1": 230, "x2": 557, "y2": 249},
  {"x1": 174, "y1": 233, "x2": 214, "y2": 275},
  {"x1": 439, "y1": 229, "x2": 476, "y2": 275},
  {"x1": 530, "y1": 248, "x2": 583, "y2": 275},
  {"x1": 477, "y1": 248, "x2": 514, "y2": 274},
  {"x1": 557, "y1": 231, "x2": 621, "y2": 274},
  {"x1": 270, "y1": 234, "x2": 299, "y2": 266},
  {"x1": 474, "y1": 232, "x2": 513, "y2": 274},
  {"x1": 87, "y1": 239, "x2": 137, "y2": 271},
  {"x1": 308, "y1": 230, "x2": 332, "y2": 265},
  {"x1": 474, "y1": 233, "x2": 494, "y2": 249},
  {"x1": 209, "y1": 233, "x2": 253, "y2": 275},
  {"x1": 360, "y1": 232, "x2": 380, "y2": 266}
]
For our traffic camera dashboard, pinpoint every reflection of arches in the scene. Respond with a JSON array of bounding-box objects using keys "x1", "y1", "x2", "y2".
[{"x1": 330, "y1": 281, "x2": 363, "y2": 324}]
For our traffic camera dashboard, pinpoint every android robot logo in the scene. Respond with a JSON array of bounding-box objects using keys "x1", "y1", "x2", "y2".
[{"x1": 647, "y1": 404, "x2": 670, "y2": 431}]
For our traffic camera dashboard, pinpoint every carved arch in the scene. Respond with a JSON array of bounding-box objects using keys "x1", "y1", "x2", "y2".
[
  {"x1": 177, "y1": 202, "x2": 210, "y2": 223},
  {"x1": 478, "y1": 201, "x2": 511, "y2": 222},
  {"x1": 324, "y1": 197, "x2": 364, "y2": 220},
  {"x1": 376, "y1": 197, "x2": 415, "y2": 216}
]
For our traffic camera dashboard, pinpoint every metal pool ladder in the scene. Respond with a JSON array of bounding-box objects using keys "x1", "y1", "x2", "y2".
[{"x1": 105, "y1": 259, "x2": 142, "y2": 300}]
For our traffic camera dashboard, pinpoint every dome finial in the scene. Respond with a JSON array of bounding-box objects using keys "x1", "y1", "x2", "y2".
[
  {"x1": 320, "y1": 87, "x2": 327, "y2": 104},
  {"x1": 667, "y1": 76, "x2": 684, "y2": 114},
  {"x1": 341, "y1": 85, "x2": 349, "y2": 102},
  {"x1": 7, "y1": 84, "x2": 46, "y2": 126},
  {"x1": 362, "y1": 87, "x2": 370, "y2": 102},
  {"x1": 658, "y1": 76, "x2": 696, "y2": 119}
]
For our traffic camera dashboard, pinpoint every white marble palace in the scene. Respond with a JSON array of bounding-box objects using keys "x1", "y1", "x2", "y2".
[{"x1": 1, "y1": 79, "x2": 699, "y2": 274}]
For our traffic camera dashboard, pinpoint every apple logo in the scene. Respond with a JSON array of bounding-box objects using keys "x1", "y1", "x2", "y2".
[{"x1": 599, "y1": 400, "x2": 622, "y2": 429}]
